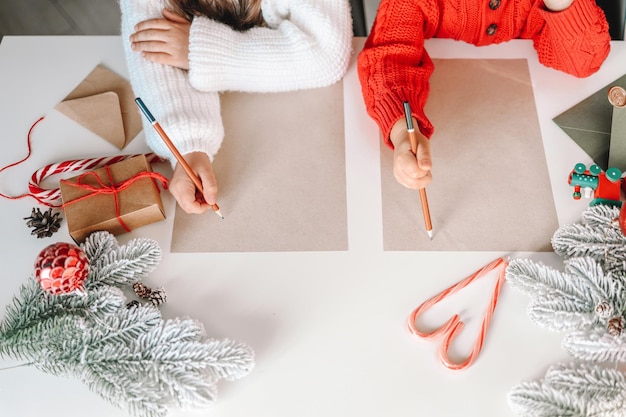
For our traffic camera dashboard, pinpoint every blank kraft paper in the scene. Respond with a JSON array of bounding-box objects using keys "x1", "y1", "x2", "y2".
[
  {"x1": 171, "y1": 82, "x2": 348, "y2": 253},
  {"x1": 381, "y1": 59, "x2": 558, "y2": 251}
]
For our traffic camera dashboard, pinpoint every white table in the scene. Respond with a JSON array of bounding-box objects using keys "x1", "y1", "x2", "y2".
[{"x1": 0, "y1": 36, "x2": 625, "y2": 417}]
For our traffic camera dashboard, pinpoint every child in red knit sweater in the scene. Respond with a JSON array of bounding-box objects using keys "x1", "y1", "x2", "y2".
[{"x1": 358, "y1": 0, "x2": 610, "y2": 190}]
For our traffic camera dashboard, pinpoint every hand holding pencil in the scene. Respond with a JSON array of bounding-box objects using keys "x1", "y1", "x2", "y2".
[
  {"x1": 388, "y1": 102, "x2": 433, "y2": 239},
  {"x1": 389, "y1": 112, "x2": 432, "y2": 191},
  {"x1": 170, "y1": 151, "x2": 220, "y2": 215},
  {"x1": 135, "y1": 97, "x2": 223, "y2": 218}
]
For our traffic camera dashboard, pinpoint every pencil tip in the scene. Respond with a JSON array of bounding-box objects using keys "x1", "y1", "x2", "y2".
[{"x1": 427, "y1": 230, "x2": 433, "y2": 240}]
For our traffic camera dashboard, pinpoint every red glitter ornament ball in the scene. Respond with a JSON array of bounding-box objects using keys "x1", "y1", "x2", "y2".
[{"x1": 34, "y1": 242, "x2": 90, "y2": 295}]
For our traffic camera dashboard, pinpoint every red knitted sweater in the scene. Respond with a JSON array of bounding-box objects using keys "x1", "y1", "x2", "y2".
[{"x1": 357, "y1": 0, "x2": 611, "y2": 146}]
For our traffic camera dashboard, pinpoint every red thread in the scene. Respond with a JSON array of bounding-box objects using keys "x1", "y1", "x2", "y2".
[
  {"x1": 0, "y1": 117, "x2": 166, "y2": 207},
  {"x1": 61, "y1": 167, "x2": 169, "y2": 232},
  {"x1": 0, "y1": 117, "x2": 52, "y2": 205}
]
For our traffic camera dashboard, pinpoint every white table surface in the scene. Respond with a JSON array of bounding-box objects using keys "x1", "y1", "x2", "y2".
[{"x1": 0, "y1": 36, "x2": 625, "y2": 417}]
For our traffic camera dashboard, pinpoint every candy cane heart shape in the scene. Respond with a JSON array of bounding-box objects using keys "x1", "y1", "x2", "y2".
[{"x1": 407, "y1": 257, "x2": 508, "y2": 370}]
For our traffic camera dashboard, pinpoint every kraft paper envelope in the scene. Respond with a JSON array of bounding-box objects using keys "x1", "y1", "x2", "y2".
[
  {"x1": 381, "y1": 59, "x2": 559, "y2": 252},
  {"x1": 55, "y1": 65, "x2": 142, "y2": 149},
  {"x1": 553, "y1": 73, "x2": 626, "y2": 171}
]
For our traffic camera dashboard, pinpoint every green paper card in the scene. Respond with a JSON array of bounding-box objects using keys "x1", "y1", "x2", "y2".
[{"x1": 553, "y1": 74, "x2": 626, "y2": 171}]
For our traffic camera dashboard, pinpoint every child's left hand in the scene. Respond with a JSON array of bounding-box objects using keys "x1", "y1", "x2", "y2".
[{"x1": 130, "y1": 8, "x2": 191, "y2": 69}]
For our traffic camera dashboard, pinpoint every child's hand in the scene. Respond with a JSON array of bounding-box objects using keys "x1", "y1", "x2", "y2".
[
  {"x1": 130, "y1": 8, "x2": 191, "y2": 69},
  {"x1": 169, "y1": 152, "x2": 219, "y2": 214},
  {"x1": 543, "y1": 0, "x2": 574, "y2": 11},
  {"x1": 389, "y1": 117, "x2": 432, "y2": 189}
]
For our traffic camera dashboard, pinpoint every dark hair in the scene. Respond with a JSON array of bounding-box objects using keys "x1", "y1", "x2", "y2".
[{"x1": 167, "y1": 0, "x2": 265, "y2": 31}]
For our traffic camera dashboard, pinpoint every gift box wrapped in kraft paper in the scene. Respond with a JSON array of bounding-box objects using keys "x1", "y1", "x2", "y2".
[{"x1": 60, "y1": 155, "x2": 167, "y2": 243}]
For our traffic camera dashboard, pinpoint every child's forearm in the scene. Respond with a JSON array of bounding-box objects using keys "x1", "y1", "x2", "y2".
[
  {"x1": 119, "y1": 0, "x2": 225, "y2": 165},
  {"x1": 535, "y1": 0, "x2": 610, "y2": 77}
]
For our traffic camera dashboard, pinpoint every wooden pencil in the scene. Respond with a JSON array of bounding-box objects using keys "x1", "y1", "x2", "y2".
[
  {"x1": 403, "y1": 101, "x2": 433, "y2": 239},
  {"x1": 135, "y1": 97, "x2": 223, "y2": 219}
]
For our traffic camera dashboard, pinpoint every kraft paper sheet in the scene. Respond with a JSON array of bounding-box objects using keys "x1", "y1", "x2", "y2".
[
  {"x1": 171, "y1": 82, "x2": 348, "y2": 252},
  {"x1": 381, "y1": 59, "x2": 558, "y2": 251}
]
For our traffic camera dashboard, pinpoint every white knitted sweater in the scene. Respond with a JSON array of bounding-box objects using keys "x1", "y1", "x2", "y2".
[{"x1": 120, "y1": 0, "x2": 353, "y2": 165}]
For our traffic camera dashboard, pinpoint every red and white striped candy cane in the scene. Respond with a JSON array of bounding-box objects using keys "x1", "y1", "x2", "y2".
[
  {"x1": 407, "y1": 257, "x2": 508, "y2": 370},
  {"x1": 28, "y1": 153, "x2": 164, "y2": 207},
  {"x1": 0, "y1": 116, "x2": 166, "y2": 207}
]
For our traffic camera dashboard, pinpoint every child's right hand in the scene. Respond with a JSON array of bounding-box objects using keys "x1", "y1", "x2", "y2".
[
  {"x1": 169, "y1": 152, "x2": 219, "y2": 214},
  {"x1": 389, "y1": 117, "x2": 432, "y2": 189}
]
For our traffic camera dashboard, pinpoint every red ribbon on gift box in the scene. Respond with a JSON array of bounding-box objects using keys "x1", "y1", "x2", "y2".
[{"x1": 60, "y1": 165, "x2": 169, "y2": 232}]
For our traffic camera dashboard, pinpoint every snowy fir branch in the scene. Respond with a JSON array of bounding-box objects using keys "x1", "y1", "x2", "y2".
[
  {"x1": 508, "y1": 379, "x2": 590, "y2": 417},
  {"x1": 580, "y1": 204, "x2": 621, "y2": 229},
  {"x1": 543, "y1": 362, "x2": 626, "y2": 401},
  {"x1": 0, "y1": 280, "x2": 127, "y2": 343},
  {"x1": 0, "y1": 231, "x2": 254, "y2": 417},
  {"x1": 82, "y1": 233, "x2": 162, "y2": 288},
  {"x1": 506, "y1": 258, "x2": 589, "y2": 301},
  {"x1": 526, "y1": 295, "x2": 596, "y2": 331},
  {"x1": 506, "y1": 205, "x2": 626, "y2": 416},
  {"x1": 505, "y1": 257, "x2": 624, "y2": 331},
  {"x1": 508, "y1": 362, "x2": 626, "y2": 417},
  {"x1": 563, "y1": 329, "x2": 626, "y2": 363},
  {"x1": 552, "y1": 205, "x2": 626, "y2": 275}
]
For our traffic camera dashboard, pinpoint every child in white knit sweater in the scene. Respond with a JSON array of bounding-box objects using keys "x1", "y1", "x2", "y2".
[{"x1": 120, "y1": 0, "x2": 352, "y2": 214}]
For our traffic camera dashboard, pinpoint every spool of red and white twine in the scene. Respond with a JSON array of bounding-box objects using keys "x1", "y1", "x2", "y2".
[{"x1": 0, "y1": 117, "x2": 166, "y2": 208}]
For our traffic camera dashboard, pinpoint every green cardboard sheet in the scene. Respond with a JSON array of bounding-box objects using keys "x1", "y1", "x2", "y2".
[{"x1": 553, "y1": 74, "x2": 626, "y2": 171}]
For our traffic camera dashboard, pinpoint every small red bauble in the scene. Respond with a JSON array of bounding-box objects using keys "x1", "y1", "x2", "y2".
[{"x1": 34, "y1": 242, "x2": 90, "y2": 295}]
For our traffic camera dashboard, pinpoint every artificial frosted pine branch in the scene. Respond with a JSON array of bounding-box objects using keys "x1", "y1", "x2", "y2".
[
  {"x1": 505, "y1": 258, "x2": 585, "y2": 299},
  {"x1": 563, "y1": 257, "x2": 626, "y2": 313},
  {"x1": 0, "y1": 313, "x2": 86, "y2": 365},
  {"x1": 0, "y1": 282, "x2": 126, "y2": 357},
  {"x1": 507, "y1": 205, "x2": 626, "y2": 417},
  {"x1": 83, "y1": 233, "x2": 162, "y2": 288},
  {"x1": 552, "y1": 205, "x2": 626, "y2": 274},
  {"x1": 580, "y1": 204, "x2": 620, "y2": 228},
  {"x1": 527, "y1": 295, "x2": 595, "y2": 331},
  {"x1": 507, "y1": 257, "x2": 625, "y2": 332},
  {"x1": 508, "y1": 379, "x2": 588, "y2": 417},
  {"x1": 0, "y1": 231, "x2": 254, "y2": 417},
  {"x1": 509, "y1": 363, "x2": 626, "y2": 417},
  {"x1": 563, "y1": 329, "x2": 626, "y2": 363},
  {"x1": 552, "y1": 223, "x2": 626, "y2": 262},
  {"x1": 544, "y1": 362, "x2": 626, "y2": 401}
]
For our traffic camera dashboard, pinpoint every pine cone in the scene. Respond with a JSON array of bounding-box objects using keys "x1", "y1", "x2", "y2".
[
  {"x1": 132, "y1": 281, "x2": 152, "y2": 299},
  {"x1": 24, "y1": 207, "x2": 62, "y2": 238},
  {"x1": 149, "y1": 287, "x2": 167, "y2": 306},
  {"x1": 595, "y1": 301, "x2": 613, "y2": 318},
  {"x1": 608, "y1": 317, "x2": 624, "y2": 336}
]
